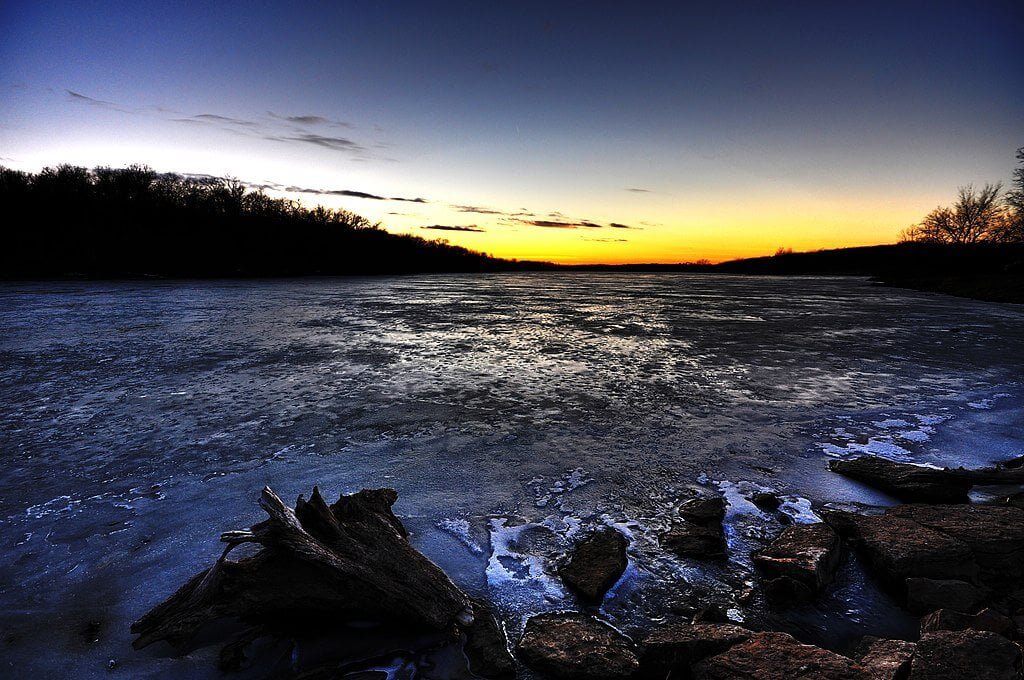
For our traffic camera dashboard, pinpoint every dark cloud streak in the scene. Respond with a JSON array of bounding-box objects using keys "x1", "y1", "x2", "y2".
[{"x1": 421, "y1": 225, "x2": 485, "y2": 232}]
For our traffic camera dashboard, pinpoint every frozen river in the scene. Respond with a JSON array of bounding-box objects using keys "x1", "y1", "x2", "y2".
[{"x1": 1, "y1": 274, "x2": 1023, "y2": 677}]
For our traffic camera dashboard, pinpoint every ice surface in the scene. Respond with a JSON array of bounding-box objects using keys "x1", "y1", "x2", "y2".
[{"x1": 1, "y1": 274, "x2": 1022, "y2": 676}]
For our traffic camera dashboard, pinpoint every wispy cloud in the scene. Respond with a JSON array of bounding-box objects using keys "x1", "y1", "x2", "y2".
[
  {"x1": 268, "y1": 112, "x2": 352, "y2": 128},
  {"x1": 584, "y1": 237, "x2": 629, "y2": 242},
  {"x1": 626, "y1": 187, "x2": 651, "y2": 193},
  {"x1": 276, "y1": 133, "x2": 366, "y2": 152},
  {"x1": 421, "y1": 224, "x2": 485, "y2": 232},
  {"x1": 66, "y1": 88, "x2": 384, "y2": 159},
  {"x1": 608, "y1": 222, "x2": 636, "y2": 229},
  {"x1": 452, "y1": 204, "x2": 504, "y2": 214},
  {"x1": 65, "y1": 89, "x2": 130, "y2": 113},
  {"x1": 264, "y1": 181, "x2": 427, "y2": 203}
]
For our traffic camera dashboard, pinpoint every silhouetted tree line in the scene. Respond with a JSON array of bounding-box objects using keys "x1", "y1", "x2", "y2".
[
  {"x1": 0, "y1": 164, "x2": 545, "y2": 278},
  {"x1": 900, "y1": 147, "x2": 1024, "y2": 245}
]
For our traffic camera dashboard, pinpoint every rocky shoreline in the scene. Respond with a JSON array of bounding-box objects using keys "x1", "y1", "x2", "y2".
[{"x1": 132, "y1": 455, "x2": 1024, "y2": 679}]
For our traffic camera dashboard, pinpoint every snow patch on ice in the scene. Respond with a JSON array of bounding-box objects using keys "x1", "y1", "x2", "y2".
[
  {"x1": 437, "y1": 518, "x2": 483, "y2": 555},
  {"x1": 872, "y1": 419, "x2": 910, "y2": 429},
  {"x1": 819, "y1": 438, "x2": 914, "y2": 461}
]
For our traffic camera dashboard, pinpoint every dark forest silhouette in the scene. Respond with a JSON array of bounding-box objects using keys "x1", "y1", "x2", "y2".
[
  {"x1": 1, "y1": 160, "x2": 1021, "y2": 302},
  {"x1": 0, "y1": 164, "x2": 549, "y2": 278}
]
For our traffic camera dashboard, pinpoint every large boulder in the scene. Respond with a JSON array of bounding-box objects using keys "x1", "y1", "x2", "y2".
[
  {"x1": 517, "y1": 612, "x2": 639, "y2": 680},
  {"x1": 752, "y1": 522, "x2": 842, "y2": 602},
  {"x1": 909, "y1": 630, "x2": 1021, "y2": 680},
  {"x1": 691, "y1": 631, "x2": 862, "y2": 679},
  {"x1": 905, "y1": 578, "x2": 986, "y2": 616},
  {"x1": 822, "y1": 508, "x2": 975, "y2": 591},
  {"x1": 855, "y1": 637, "x2": 916, "y2": 680},
  {"x1": 559, "y1": 527, "x2": 628, "y2": 602},
  {"x1": 885, "y1": 504, "x2": 1024, "y2": 588},
  {"x1": 829, "y1": 457, "x2": 972, "y2": 503},
  {"x1": 639, "y1": 622, "x2": 751, "y2": 676},
  {"x1": 920, "y1": 608, "x2": 1017, "y2": 639}
]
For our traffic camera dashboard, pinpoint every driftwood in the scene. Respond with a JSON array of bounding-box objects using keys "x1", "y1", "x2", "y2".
[{"x1": 131, "y1": 486, "x2": 474, "y2": 651}]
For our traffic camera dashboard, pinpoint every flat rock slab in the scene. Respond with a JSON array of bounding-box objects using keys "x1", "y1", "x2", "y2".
[
  {"x1": 753, "y1": 522, "x2": 841, "y2": 602},
  {"x1": 921, "y1": 608, "x2": 1017, "y2": 639},
  {"x1": 691, "y1": 631, "x2": 863, "y2": 680},
  {"x1": 517, "y1": 612, "x2": 639, "y2": 680},
  {"x1": 640, "y1": 622, "x2": 751, "y2": 676},
  {"x1": 823, "y1": 504, "x2": 1024, "y2": 596},
  {"x1": 906, "y1": 578, "x2": 986, "y2": 615},
  {"x1": 909, "y1": 630, "x2": 1022, "y2": 680},
  {"x1": 829, "y1": 456, "x2": 973, "y2": 503},
  {"x1": 559, "y1": 527, "x2": 628, "y2": 602}
]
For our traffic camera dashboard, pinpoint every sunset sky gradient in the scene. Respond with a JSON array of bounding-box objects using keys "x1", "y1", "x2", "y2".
[{"x1": 2, "y1": 1, "x2": 1022, "y2": 263}]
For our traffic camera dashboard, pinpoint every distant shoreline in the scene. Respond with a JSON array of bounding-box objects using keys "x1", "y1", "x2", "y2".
[{"x1": 4, "y1": 242, "x2": 1021, "y2": 304}]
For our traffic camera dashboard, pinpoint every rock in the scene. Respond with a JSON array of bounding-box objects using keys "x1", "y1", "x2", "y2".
[
  {"x1": 855, "y1": 637, "x2": 916, "y2": 680},
  {"x1": 661, "y1": 522, "x2": 727, "y2": 559},
  {"x1": 823, "y1": 508, "x2": 975, "y2": 589},
  {"x1": 558, "y1": 527, "x2": 628, "y2": 602},
  {"x1": 517, "y1": 612, "x2": 639, "y2": 680},
  {"x1": 909, "y1": 630, "x2": 1021, "y2": 680},
  {"x1": 662, "y1": 495, "x2": 728, "y2": 559},
  {"x1": 921, "y1": 608, "x2": 1017, "y2": 639},
  {"x1": 751, "y1": 492, "x2": 782, "y2": 511},
  {"x1": 640, "y1": 622, "x2": 750, "y2": 677},
  {"x1": 752, "y1": 522, "x2": 841, "y2": 603},
  {"x1": 906, "y1": 578, "x2": 986, "y2": 615},
  {"x1": 463, "y1": 600, "x2": 516, "y2": 679},
  {"x1": 691, "y1": 631, "x2": 863, "y2": 679},
  {"x1": 829, "y1": 456, "x2": 1024, "y2": 504},
  {"x1": 887, "y1": 504, "x2": 1024, "y2": 589},
  {"x1": 828, "y1": 457, "x2": 972, "y2": 503},
  {"x1": 679, "y1": 496, "x2": 727, "y2": 524}
]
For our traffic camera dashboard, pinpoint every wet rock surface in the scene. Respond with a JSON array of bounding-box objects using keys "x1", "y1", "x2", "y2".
[
  {"x1": 639, "y1": 622, "x2": 751, "y2": 676},
  {"x1": 690, "y1": 631, "x2": 863, "y2": 679},
  {"x1": 828, "y1": 457, "x2": 973, "y2": 503},
  {"x1": 908, "y1": 630, "x2": 1022, "y2": 680},
  {"x1": 516, "y1": 612, "x2": 639, "y2": 680},
  {"x1": 752, "y1": 522, "x2": 842, "y2": 603},
  {"x1": 855, "y1": 636, "x2": 916, "y2": 680},
  {"x1": 558, "y1": 527, "x2": 628, "y2": 602},
  {"x1": 829, "y1": 456, "x2": 1024, "y2": 504},
  {"x1": 463, "y1": 599, "x2": 516, "y2": 679},
  {"x1": 661, "y1": 495, "x2": 728, "y2": 559}
]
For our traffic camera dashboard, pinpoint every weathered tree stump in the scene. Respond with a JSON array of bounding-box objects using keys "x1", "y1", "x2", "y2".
[{"x1": 131, "y1": 486, "x2": 474, "y2": 651}]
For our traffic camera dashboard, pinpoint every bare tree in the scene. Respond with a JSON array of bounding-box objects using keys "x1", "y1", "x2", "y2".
[{"x1": 908, "y1": 183, "x2": 1007, "y2": 244}]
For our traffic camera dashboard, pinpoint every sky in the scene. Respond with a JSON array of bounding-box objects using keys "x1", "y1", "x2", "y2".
[{"x1": 1, "y1": 1, "x2": 1022, "y2": 263}]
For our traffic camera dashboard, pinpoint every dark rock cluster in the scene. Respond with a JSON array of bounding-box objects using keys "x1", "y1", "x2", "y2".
[{"x1": 134, "y1": 452, "x2": 1024, "y2": 678}]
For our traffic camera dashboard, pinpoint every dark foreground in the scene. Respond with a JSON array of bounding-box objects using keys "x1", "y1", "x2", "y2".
[{"x1": 133, "y1": 452, "x2": 1024, "y2": 679}]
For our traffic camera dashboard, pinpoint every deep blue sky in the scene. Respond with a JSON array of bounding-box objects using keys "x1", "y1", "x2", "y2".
[{"x1": 2, "y1": 1, "x2": 1022, "y2": 261}]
